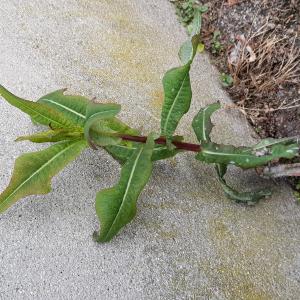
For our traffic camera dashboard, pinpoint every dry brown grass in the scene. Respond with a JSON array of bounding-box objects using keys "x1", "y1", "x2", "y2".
[{"x1": 227, "y1": 23, "x2": 300, "y2": 111}]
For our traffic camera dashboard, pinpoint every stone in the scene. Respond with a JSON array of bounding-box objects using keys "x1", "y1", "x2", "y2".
[{"x1": 0, "y1": 0, "x2": 299, "y2": 299}]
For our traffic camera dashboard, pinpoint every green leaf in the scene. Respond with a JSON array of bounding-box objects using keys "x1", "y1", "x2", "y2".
[
  {"x1": 178, "y1": 40, "x2": 194, "y2": 65},
  {"x1": 220, "y1": 73, "x2": 233, "y2": 87},
  {"x1": 178, "y1": 34, "x2": 201, "y2": 65},
  {"x1": 196, "y1": 142, "x2": 299, "y2": 169},
  {"x1": 192, "y1": 102, "x2": 221, "y2": 143},
  {"x1": 94, "y1": 135, "x2": 155, "y2": 242},
  {"x1": 89, "y1": 117, "x2": 139, "y2": 148},
  {"x1": 152, "y1": 144, "x2": 181, "y2": 161},
  {"x1": 160, "y1": 64, "x2": 192, "y2": 137},
  {"x1": 15, "y1": 129, "x2": 83, "y2": 143},
  {"x1": 0, "y1": 140, "x2": 87, "y2": 213},
  {"x1": 198, "y1": 5, "x2": 208, "y2": 14},
  {"x1": 249, "y1": 137, "x2": 298, "y2": 151},
  {"x1": 0, "y1": 85, "x2": 77, "y2": 129},
  {"x1": 89, "y1": 125, "x2": 120, "y2": 147},
  {"x1": 197, "y1": 43, "x2": 205, "y2": 53},
  {"x1": 105, "y1": 142, "x2": 179, "y2": 164},
  {"x1": 84, "y1": 103, "x2": 121, "y2": 145},
  {"x1": 215, "y1": 164, "x2": 271, "y2": 205},
  {"x1": 178, "y1": 11, "x2": 202, "y2": 64},
  {"x1": 100, "y1": 118, "x2": 140, "y2": 136},
  {"x1": 190, "y1": 9, "x2": 202, "y2": 36},
  {"x1": 38, "y1": 89, "x2": 89, "y2": 127},
  {"x1": 105, "y1": 143, "x2": 137, "y2": 164}
]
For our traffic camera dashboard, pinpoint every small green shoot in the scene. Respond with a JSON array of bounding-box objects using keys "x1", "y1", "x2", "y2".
[
  {"x1": 211, "y1": 30, "x2": 223, "y2": 55},
  {"x1": 220, "y1": 73, "x2": 233, "y2": 87}
]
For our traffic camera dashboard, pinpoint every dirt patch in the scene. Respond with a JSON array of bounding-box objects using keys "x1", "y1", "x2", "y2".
[{"x1": 172, "y1": 0, "x2": 300, "y2": 139}]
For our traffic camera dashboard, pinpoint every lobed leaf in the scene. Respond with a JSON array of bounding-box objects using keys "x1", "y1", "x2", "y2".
[
  {"x1": 0, "y1": 139, "x2": 87, "y2": 213},
  {"x1": 94, "y1": 135, "x2": 155, "y2": 242},
  {"x1": 0, "y1": 85, "x2": 77, "y2": 129},
  {"x1": 38, "y1": 89, "x2": 89, "y2": 127},
  {"x1": 215, "y1": 164, "x2": 271, "y2": 205},
  {"x1": 192, "y1": 102, "x2": 221, "y2": 143},
  {"x1": 196, "y1": 142, "x2": 299, "y2": 169}
]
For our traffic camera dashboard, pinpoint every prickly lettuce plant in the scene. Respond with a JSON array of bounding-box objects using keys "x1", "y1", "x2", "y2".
[{"x1": 0, "y1": 10, "x2": 299, "y2": 242}]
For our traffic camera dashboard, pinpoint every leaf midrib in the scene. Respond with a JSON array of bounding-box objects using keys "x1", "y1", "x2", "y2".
[
  {"x1": 104, "y1": 146, "x2": 144, "y2": 239},
  {"x1": 41, "y1": 98, "x2": 86, "y2": 119},
  {"x1": 201, "y1": 106, "x2": 209, "y2": 142},
  {"x1": 203, "y1": 149, "x2": 257, "y2": 158},
  {"x1": 16, "y1": 98, "x2": 65, "y2": 127},
  {"x1": 163, "y1": 71, "x2": 189, "y2": 135}
]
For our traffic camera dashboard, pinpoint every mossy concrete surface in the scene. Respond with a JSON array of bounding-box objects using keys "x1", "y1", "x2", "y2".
[{"x1": 0, "y1": 0, "x2": 299, "y2": 299}]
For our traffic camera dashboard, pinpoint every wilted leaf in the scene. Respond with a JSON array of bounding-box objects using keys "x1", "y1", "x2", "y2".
[
  {"x1": 0, "y1": 140, "x2": 87, "y2": 213},
  {"x1": 0, "y1": 85, "x2": 77, "y2": 129},
  {"x1": 94, "y1": 135, "x2": 155, "y2": 242},
  {"x1": 15, "y1": 129, "x2": 83, "y2": 143},
  {"x1": 38, "y1": 89, "x2": 89, "y2": 127},
  {"x1": 192, "y1": 102, "x2": 221, "y2": 143},
  {"x1": 215, "y1": 164, "x2": 271, "y2": 205},
  {"x1": 160, "y1": 64, "x2": 192, "y2": 138}
]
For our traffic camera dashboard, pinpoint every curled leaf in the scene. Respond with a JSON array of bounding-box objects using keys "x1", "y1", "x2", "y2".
[
  {"x1": 84, "y1": 103, "x2": 121, "y2": 146},
  {"x1": 215, "y1": 164, "x2": 271, "y2": 205},
  {"x1": 192, "y1": 102, "x2": 221, "y2": 143}
]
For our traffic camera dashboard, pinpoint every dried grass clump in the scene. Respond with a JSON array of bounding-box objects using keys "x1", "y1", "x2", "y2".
[{"x1": 227, "y1": 23, "x2": 300, "y2": 112}]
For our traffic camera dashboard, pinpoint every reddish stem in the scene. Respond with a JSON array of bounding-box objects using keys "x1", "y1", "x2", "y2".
[{"x1": 119, "y1": 134, "x2": 201, "y2": 152}]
